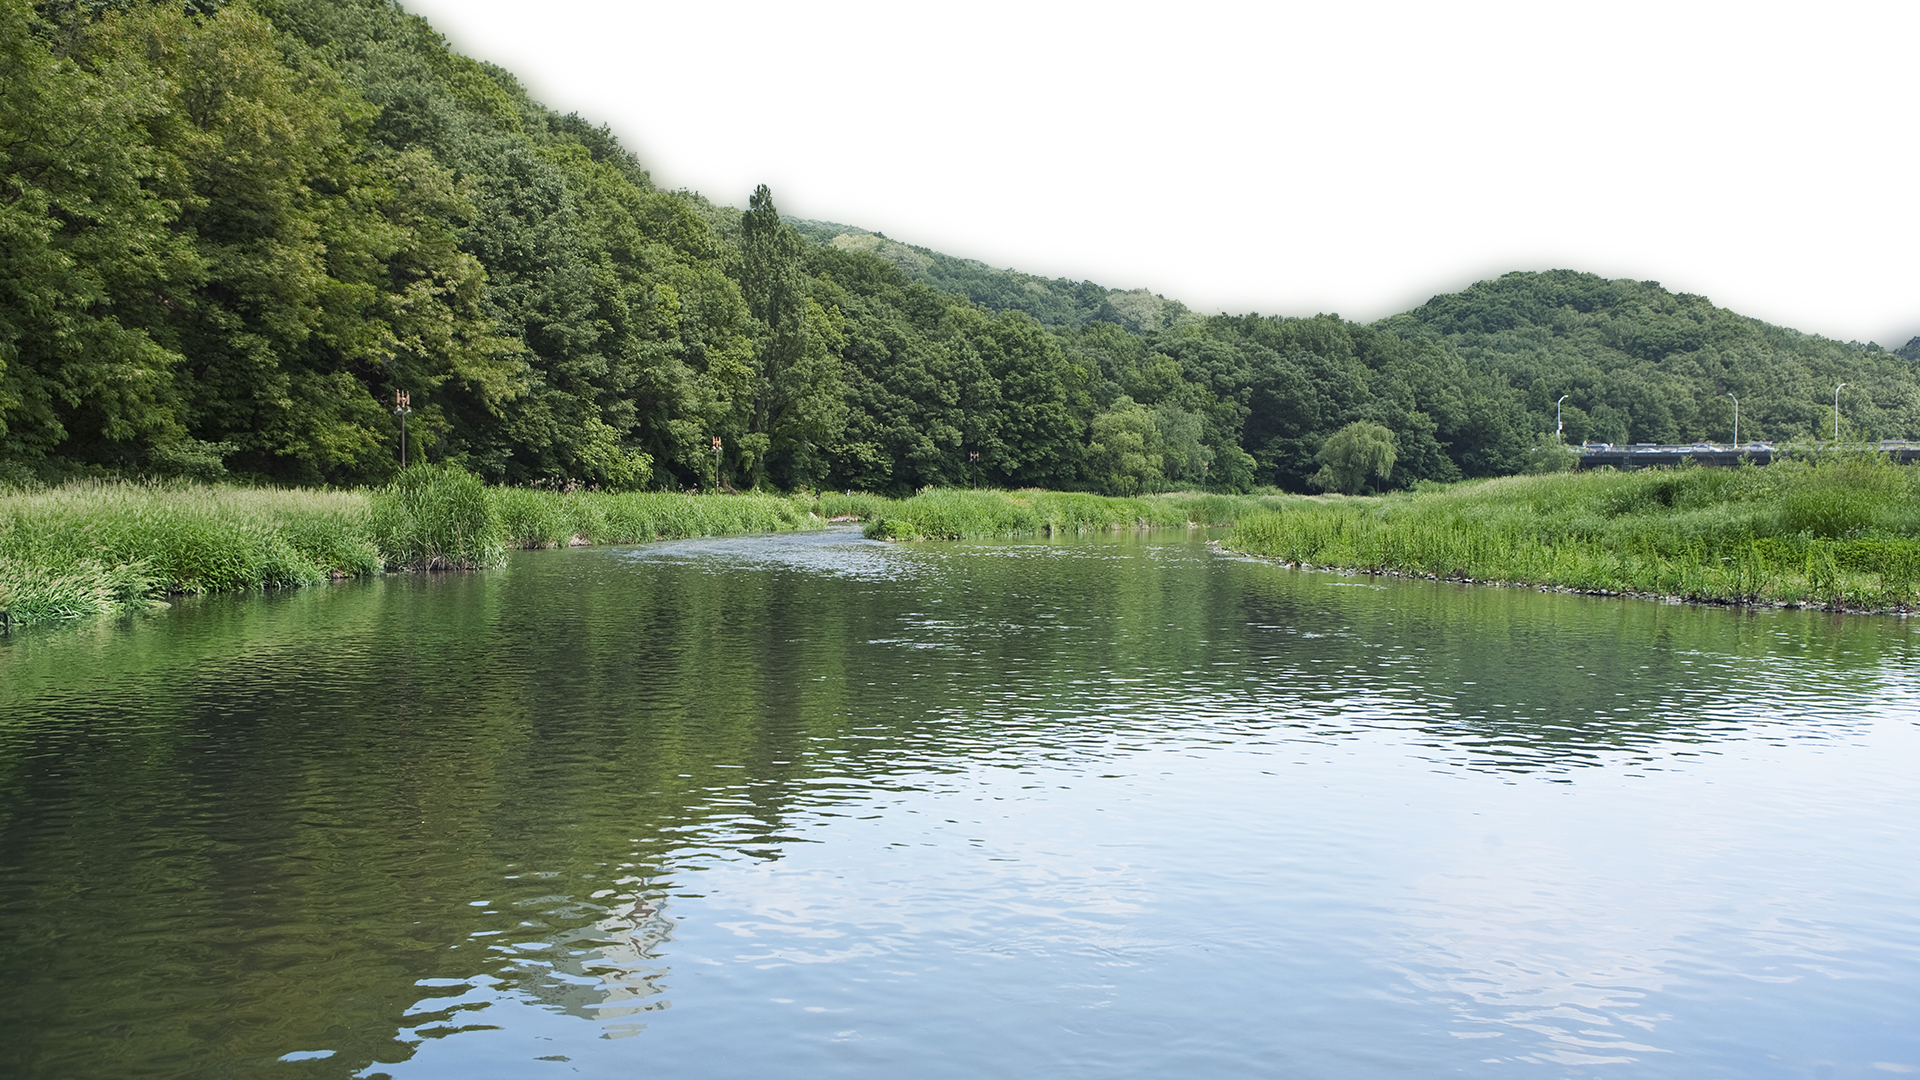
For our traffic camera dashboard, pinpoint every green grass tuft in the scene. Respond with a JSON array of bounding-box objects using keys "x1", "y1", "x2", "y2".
[{"x1": 369, "y1": 465, "x2": 505, "y2": 572}]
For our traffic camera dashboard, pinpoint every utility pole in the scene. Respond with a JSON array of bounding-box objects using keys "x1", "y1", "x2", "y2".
[
  {"x1": 1834, "y1": 383, "x2": 1846, "y2": 442},
  {"x1": 712, "y1": 435, "x2": 722, "y2": 491},
  {"x1": 1556, "y1": 395, "x2": 1569, "y2": 442},
  {"x1": 393, "y1": 390, "x2": 412, "y2": 467},
  {"x1": 1727, "y1": 392, "x2": 1738, "y2": 449}
]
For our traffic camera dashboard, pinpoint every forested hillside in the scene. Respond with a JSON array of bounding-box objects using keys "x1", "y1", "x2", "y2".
[
  {"x1": 1382, "y1": 272, "x2": 1920, "y2": 450},
  {"x1": 4, "y1": 0, "x2": 1914, "y2": 495}
]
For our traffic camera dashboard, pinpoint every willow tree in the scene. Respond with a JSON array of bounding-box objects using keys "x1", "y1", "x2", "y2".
[{"x1": 1310, "y1": 421, "x2": 1397, "y2": 494}]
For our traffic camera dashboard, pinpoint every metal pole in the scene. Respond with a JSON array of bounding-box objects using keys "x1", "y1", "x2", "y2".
[
  {"x1": 1556, "y1": 395, "x2": 1569, "y2": 441},
  {"x1": 1727, "y1": 392, "x2": 1738, "y2": 449},
  {"x1": 712, "y1": 436, "x2": 722, "y2": 491},
  {"x1": 393, "y1": 390, "x2": 412, "y2": 467},
  {"x1": 1834, "y1": 383, "x2": 1846, "y2": 441}
]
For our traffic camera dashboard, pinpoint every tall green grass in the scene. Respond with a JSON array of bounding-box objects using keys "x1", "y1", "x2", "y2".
[
  {"x1": 370, "y1": 465, "x2": 503, "y2": 571},
  {"x1": 1223, "y1": 457, "x2": 1920, "y2": 611},
  {"x1": 491, "y1": 486, "x2": 819, "y2": 548},
  {"x1": 0, "y1": 472, "x2": 824, "y2": 629},
  {"x1": 858, "y1": 488, "x2": 1304, "y2": 540},
  {"x1": 0, "y1": 480, "x2": 380, "y2": 603}
]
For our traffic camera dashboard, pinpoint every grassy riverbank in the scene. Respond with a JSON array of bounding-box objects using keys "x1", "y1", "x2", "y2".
[
  {"x1": 22, "y1": 460, "x2": 1910, "y2": 629},
  {"x1": 849, "y1": 488, "x2": 1302, "y2": 540},
  {"x1": 0, "y1": 468, "x2": 821, "y2": 628},
  {"x1": 1223, "y1": 456, "x2": 1920, "y2": 611}
]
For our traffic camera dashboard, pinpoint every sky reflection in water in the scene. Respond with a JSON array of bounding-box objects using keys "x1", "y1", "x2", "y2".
[{"x1": 1, "y1": 528, "x2": 1916, "y2": 1078}]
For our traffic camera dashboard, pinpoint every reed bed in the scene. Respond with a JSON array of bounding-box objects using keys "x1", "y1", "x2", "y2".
[
  {"x1": 859, "y1": 488, "x2": 1304, "y2": 540},
  {"x1": 492, "y1": 486, "x2": 819, "y2": 549},
  {"x1": 0, "y1": 481, "x2": 381, "y2": 628},
  {"x1": 1223, "y1": 456, "x2": 1920, "y2": 611},
  {"x1": 0, "y1": 470, "x2": 823, "y2": 629}
]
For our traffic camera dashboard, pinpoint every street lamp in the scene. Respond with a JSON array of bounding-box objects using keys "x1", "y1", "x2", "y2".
[
  {"x1": 1556, "y1": 395, "x2": 1569, "y2": 442},
  {"x1": 711, "y1": 435, "x2": 723, "y2": 491},
  {"x1": 1726, "y1": 392, "x2": 1738, "y2": 449},
  {"x1": 393, "y1": 390, "x2": 412, "y2": 467},
  {"x1": 1834, "y1": 383, "x2": 1846, "y2": 442}
]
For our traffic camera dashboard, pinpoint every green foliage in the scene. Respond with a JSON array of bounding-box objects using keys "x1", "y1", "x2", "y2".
[
  {"x1": 0, "y1": 0, "x2": 524, "y2": 483},
  {"x1": 1223, "y1": 456, "x2": 1920, "y2": 610},
  {"x1": 1310, "y1": 421, "x2": 1397, "y2": 494},
  {"x1": 1520, "y1": 432, "x2": 1579, "y2": 474},
  {"x1": 737, "y1": 187, "x2": 846, "y2": 489},
  {"x1": 0, "y1": 0, "x2": 198, "y2": 467},
  {"x1": 1087, "y1": 397, "x2": 1165, "y2": 494}
]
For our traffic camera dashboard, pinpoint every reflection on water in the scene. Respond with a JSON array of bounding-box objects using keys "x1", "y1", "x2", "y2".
[{"x1": 2, "y1": 528, "x2": 1918, "y2": 1078}]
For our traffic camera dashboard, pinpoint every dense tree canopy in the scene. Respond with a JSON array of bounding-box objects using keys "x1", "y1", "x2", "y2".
[{"x1": 4, "y1": 0, "x2": 1913, "y2": 493}]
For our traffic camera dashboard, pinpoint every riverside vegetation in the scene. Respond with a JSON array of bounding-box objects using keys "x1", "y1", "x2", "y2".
[
  {"x1": 0, "y1": 467, "x2": 821, "y2": 627},
  {"x1": 1223, "y1": 454, "x2": 1920, "y2": 612},
  {"x1": 852, "y1": 489, "x2": 1299, "y2": 540},
  {"x1": 19, "y1": 454, "x2": 1920, "y2": 630},
  {"x1": 0, "y1": 470, "x2": 1293, "y2": 628}
]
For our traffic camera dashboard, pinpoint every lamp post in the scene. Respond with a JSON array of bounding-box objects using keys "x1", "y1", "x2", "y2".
[
  {"x1": 1556, "y1": 395, "x2": 1569, "y2": 442},
  {"x1": 711, "y1": 435, "x2": 722, "y2": 491},
  {"x1": 968, "y1": 449, "x2": 979, "y2": 489},
  {"x1": 1834, "y1": 383, "x2": 1846, "y2": 442},
  {"x1": 1727, "y1": 392, "x2": 1738, "y2": 449},
  {"x1": 393, "y1": 390, "x2": 412, "y2": 467}
]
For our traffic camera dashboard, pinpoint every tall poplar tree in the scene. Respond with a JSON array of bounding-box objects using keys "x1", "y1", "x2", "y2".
[{"x1": 737, "y1": 185, "x2": 843, "y2": 488}]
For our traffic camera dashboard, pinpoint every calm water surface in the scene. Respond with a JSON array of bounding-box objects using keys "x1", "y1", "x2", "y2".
[{"x1": 2, "y1": 528, "x2": 1918, "y2": 1078}]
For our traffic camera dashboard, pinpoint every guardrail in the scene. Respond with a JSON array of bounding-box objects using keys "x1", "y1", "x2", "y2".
[{"x1": 1575, "y1": 442, "x2": 1920, "y2": 470}]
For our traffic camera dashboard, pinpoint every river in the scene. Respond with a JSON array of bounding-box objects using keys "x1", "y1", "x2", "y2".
[{"x1": 2, "y1": 527, "x2": 1917, "y2": 1078}]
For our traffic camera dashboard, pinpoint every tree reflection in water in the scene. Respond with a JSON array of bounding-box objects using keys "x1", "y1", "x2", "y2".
[{"x1": 1, "y1": 529, "x2": 1916, "y2": 1078}]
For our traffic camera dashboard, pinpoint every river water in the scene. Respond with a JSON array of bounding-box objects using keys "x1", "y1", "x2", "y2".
[{"x1": 2, "y1": 528, "x2": 1917, "y2": 1078}]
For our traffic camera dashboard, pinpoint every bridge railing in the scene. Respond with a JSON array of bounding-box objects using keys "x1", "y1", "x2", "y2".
[{"x1": 1574, "y1": 441, "x2": 1920, "y2": 469}]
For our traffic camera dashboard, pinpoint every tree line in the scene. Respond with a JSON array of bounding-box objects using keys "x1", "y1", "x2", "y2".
[{"x1": 5, "y1": 0, "x2": 1915, "y2": 495}]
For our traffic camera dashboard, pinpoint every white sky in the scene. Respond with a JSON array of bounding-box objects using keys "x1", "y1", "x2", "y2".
[{"x1": 401, "y1": 0, "x2": 1920, "y2": 347}]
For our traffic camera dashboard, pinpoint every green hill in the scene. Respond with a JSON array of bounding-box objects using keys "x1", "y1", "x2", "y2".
[
  {"x1": 785, "y1": 220, "x2": 1193, "y2": 334},
  {"x1": 1381, "y1": 271, "x2": 1916, "y2": 448},
  {"x1": 2, "y1": 0, "x2": 1909, "y2": 497}
]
